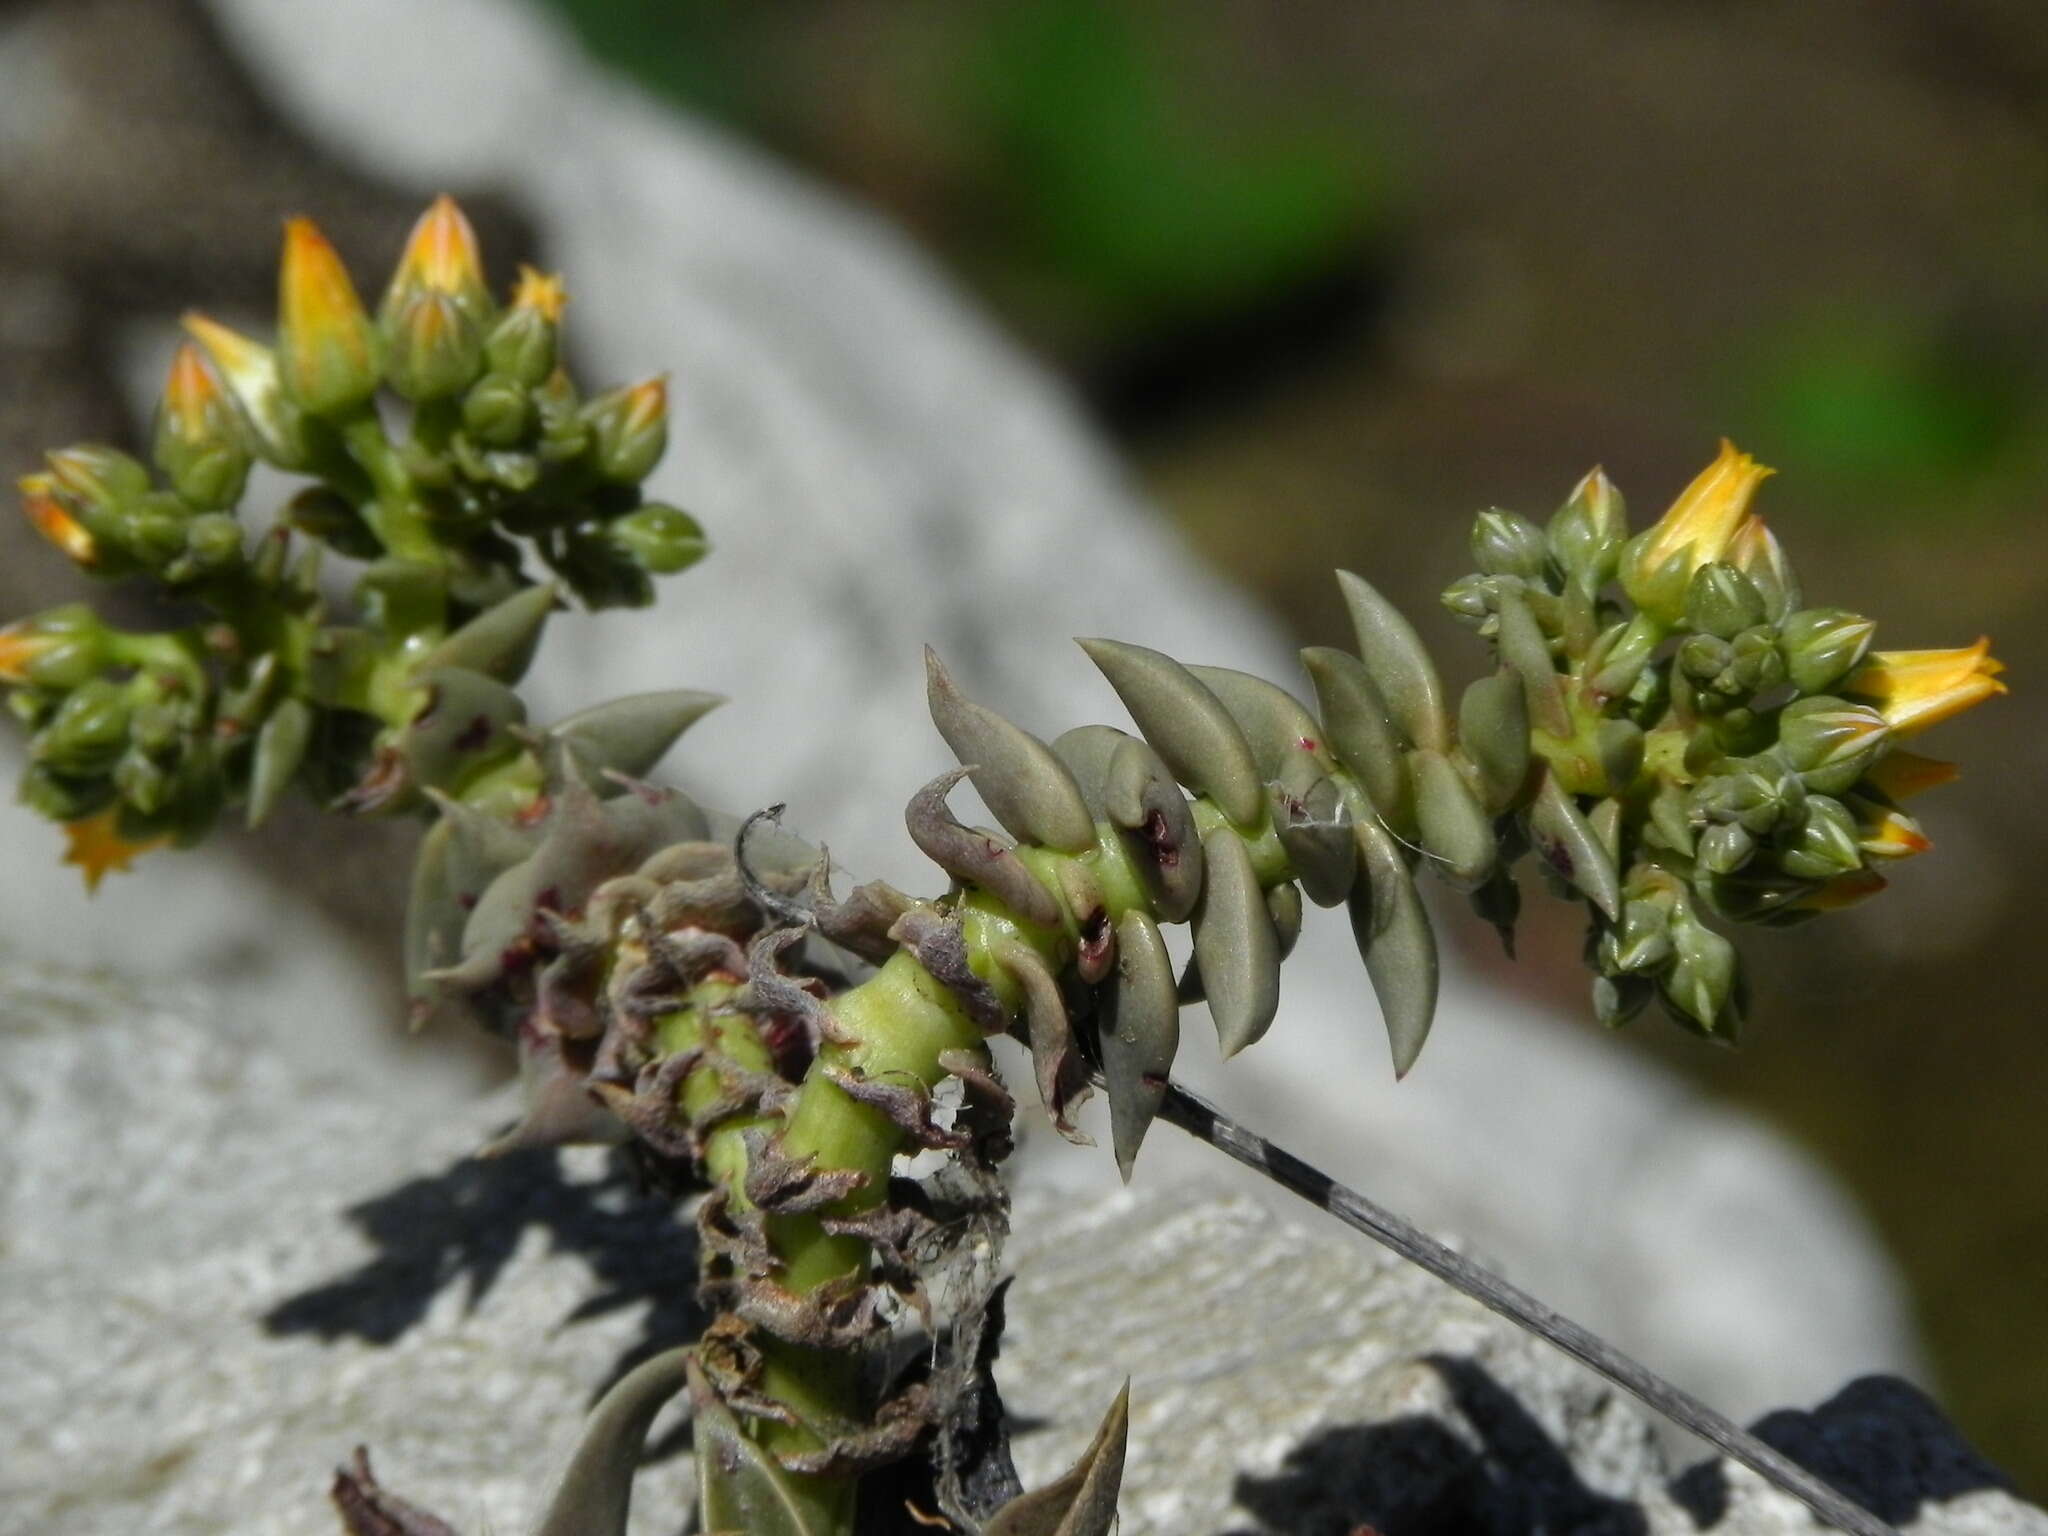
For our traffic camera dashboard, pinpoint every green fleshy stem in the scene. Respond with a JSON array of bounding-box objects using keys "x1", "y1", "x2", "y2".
[{"x1": 707, "y1": 796, "x2": 1307, "y2": 1525}]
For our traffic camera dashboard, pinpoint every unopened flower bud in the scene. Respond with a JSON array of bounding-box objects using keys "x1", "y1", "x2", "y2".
[
  {"x1": 1850, "y1": 794, "x2": 1933, "y2": 862},
  {"x1": 1547, "y1": 467, "x2": 1627, "y2": 591},
  {"x1": 152, "y1": 343, "x2": 252, "y2": 508},
  {"x1": 182, "y1": 312, "x2": 313, "y2": 467},
  {"x1": 583, "y1": 377, "x2": 668, "y2": 484},
  {"x1": 1666, "y1": 911, "x2": 1738, "y2": 1034},
  {"x1": 1606, "y1": 896, "x2": 1674, "y2": 973},
  {"x1": 1777, "y1": 795, "x2": 1862, "y2": 881},
  {"x1": 1727, "y1": 628, "x2": 1785, "y2": 695},
  {"x1": 1777, "y1": 695, "x2": 1890, "y2": 795},
  {"x1": 1697, "y1": 821, "x2": 1756, "y2": 876},
  {"x1": 1471, "y1": 509, "x2": 1549, "y2": 582},
  {"x1": 179, "y1": 512, "x2": 244, "y2": 575},
  {"x1": 381, "y1": 195, "x2": 490, "y2": 323},
  {"x1": 382, "y1": 289, "x2": 484, "y2": 401},
  {"x1": 277, "y1": 217, "x2": 381, "y2": 415},
  {"x1": 1778, "y1": 608, "x2": 1876, "y2": 696},
  {"x1": 23, "y1": 765, "x2": 114, "y2": 826},
  {"x1": 608, "y1": 502, "x2": 707, "y2": 575},
  {"x1": 38, "y1": 678, "x2": 133, "y2": 775},
  {"x1": 114, "y1": 747, "x2": 171, "y2": 817},
  {"x1": 0, "y1": 604, "x2": 109, "y2": 688},
  {"x1": 484, "y1": 265, "x2": 564, "y2": 386},
  {"x1": 1621, "y1": 441, "x2": 1773, "y2": 623},
  {"x1": 1726, "y1": 515, "x2": 1799, "y2": 620},
  {"x1": 460, "y1": 372, "x2": 533, "y2": 446},
  {"x1": 1587, "y1": 613, "x2": 1662, "y2": 700},
  {"x1": 17, "y1": 472, "x2": 101, "y2": 566},
  {"x1": 47, "y1": 444, "x2": 150, "y2": 514},
  {"x1": 1440, "y1": 572, "x2": 1494, "y2": 626},
  {"x1": 1677, "y1": 633, "x2": 1732, "y2": 684},
  {"x1": 1684, "y1": 561, "x2": 1767, "y2": 640},
  {"x1": 1593, "y1": 972, "x2": 1654, "y2": 1029}
]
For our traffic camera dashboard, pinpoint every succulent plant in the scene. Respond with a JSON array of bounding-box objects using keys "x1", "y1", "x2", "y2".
[{"x1": 3, "y1": 200, "x2": 1999, "y2": 1536}]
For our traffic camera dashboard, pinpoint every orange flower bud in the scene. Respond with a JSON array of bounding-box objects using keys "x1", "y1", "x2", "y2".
[
  {"x1": 584, "y1": 377, "x2": 668, "y2": 483},
  {"x1": 277, "y1": 217, "x2": 380, "y2": 414},
  {"x1": 0, "y1": 620, "x2": 48, "y2": 682},
  {"x1": 163, "y1": 342, "x2": 228, "y2": 439},
  {"x1": 385, "y1": 195, "x2": 489, "y2": 317},
  {"x1": 154, "y1": 343, "x2": 252, "y2": 507},
  {"x1": 1853, "y1": 801, "x2": 1933, "y2": 861},
  {"x1": 18, "y1": 472, "x2": 97, "y2": 565},
  {"x1": 182, "y1": 311, "x2": 309, "y2": 466}
]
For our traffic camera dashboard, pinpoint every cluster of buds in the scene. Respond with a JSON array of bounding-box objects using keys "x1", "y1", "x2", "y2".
[
  {"x1": 4, "y1": 198, "x2": 706, "y2": 880},
  {"x1": 1443, "y1": 441, "x2": 2004, "y2": 1034}
]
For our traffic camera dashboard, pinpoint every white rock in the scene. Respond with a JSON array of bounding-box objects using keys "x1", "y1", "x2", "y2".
[{"x1": 3, "y1": 964, "x2": 2036, "y2": 1536}]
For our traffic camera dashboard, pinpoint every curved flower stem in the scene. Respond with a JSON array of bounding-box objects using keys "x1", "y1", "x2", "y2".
[{"x1": 1155, "y1": 1080, "x2": 1900, "y2": 1536}]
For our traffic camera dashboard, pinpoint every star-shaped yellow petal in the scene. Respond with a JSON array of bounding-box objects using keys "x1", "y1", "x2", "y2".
[{"x1": 61, "y1": 809, "x2": 165, "y2": 894}]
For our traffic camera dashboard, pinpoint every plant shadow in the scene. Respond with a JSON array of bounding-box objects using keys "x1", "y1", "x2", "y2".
[
  {"x1": 1224, "y1": 1358, "x2": 2015, "y2": 1535},
  {"x1": 262, "y1": 1142, "x2": 704, "y2": 1406}
]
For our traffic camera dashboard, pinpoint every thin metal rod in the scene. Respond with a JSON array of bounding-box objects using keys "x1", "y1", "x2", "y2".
[{"x1": 1156, "y1": 1079, "x2": 1898, "y2": 1536}]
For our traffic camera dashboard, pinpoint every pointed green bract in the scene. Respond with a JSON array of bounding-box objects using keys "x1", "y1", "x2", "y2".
[
  {"x1": 1100, "y1": 908, "x2": 1179, "y2": 1179},
  {"x1": 548, "y1": 689, "x2": 723, "y2": 785},
  {"x1": 1408, "y1": 747, "x2": 1496, "y2": 891},
  {"x1": 530, "y1": 1347, "x2": 694, "y2": 1536},
  {"x1": 984, "y1": 1385, "x2": 1130, "y2": 1536},
  {"x1": 1300, "y1": 644, "x2": 1413, "y2": 832},
  {"x1": 927, "y1": 647, "x2": 1097, "y2": 854},
  {"x1": 1194, "y1": 826, "x2": 1281, "y2": 1057},
  {"x1": 1349, "y1": 815, "x2": 1438, "y2": 1078},
  {"x1": 1457, "y1": 670, "x2": 1531, "y2": 812},
  {"x1": 1079, "y1": 638, "x2": 1264, "y2": 826},
  {"x1": 1335, "y1": 569, "x2": 1449, "y2": 751}
]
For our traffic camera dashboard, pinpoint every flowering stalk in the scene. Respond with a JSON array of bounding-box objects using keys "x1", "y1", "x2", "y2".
[{"x1": 3, "y1": 199, "x2": 706, "y2": 891}]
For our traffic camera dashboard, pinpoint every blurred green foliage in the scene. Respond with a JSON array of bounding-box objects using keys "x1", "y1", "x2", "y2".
[
  {"x1": 1723, "y1": 303, "x2": 2030, "y2": 508},
  {"x1": 539, "y1": 0, "x2": 1390, "y2": 352}
]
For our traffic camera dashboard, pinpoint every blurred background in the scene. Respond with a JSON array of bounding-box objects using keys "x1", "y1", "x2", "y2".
[{"x1": 3, "y1": 0, "x2": 2044, "y2": 1495}]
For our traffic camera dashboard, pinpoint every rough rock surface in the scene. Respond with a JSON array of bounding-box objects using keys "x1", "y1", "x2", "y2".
[
  {"x1": 0, "y1": 0, "x2": 1916, "y2": 1427},
  {"x1": 3, "y1": 964, "x2": 2040, "y2": 1536}
]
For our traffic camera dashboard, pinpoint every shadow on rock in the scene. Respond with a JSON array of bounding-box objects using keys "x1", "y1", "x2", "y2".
[
  {"x1": 1226, "y1": 1355, "x2": 1647, "y2": 1536},
  {"x1": 263, "y1": 1144, "x2": 704, "y2": 1400},
  {"x1": 1669, "y1": 1374, "x2": 2014, "y2": 1529}
]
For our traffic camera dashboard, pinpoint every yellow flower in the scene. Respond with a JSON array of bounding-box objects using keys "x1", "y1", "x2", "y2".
[
  {"x1": 1845, "y1": 639, "x2": 2006, "y2": 738},
  {"x1": 510, "y1": 263, "x2": 567, "y2": 322},
  {"x1": 1795, "y1": 868, "x2": 1888, "y2": 911},
  {"x1": 17, "y1": 472, "x2": 96, "y2": 564},
  {"x1": 61, "y1": 808, "x2": 165, "y2": 894},
  {"x1": 1862, "y1": 750, "x2": 1959, "y2": 802},
  {"x1": 1622, "y1": 440, "x2": 1775, "y2": 619}
]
